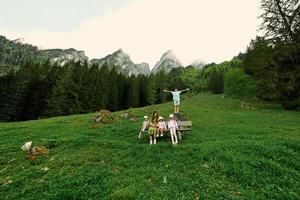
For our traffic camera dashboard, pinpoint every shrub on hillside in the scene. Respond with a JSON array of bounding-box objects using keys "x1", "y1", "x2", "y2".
[
  {"x1": 224, "y1": 68, "x2": 256, "y2": 99},
  {"x1": 208, "y1": 68, "x2": 224, "y2": 94},
  {"x1": 194, "y1": 79, "x2": 210, "y2": 93}
]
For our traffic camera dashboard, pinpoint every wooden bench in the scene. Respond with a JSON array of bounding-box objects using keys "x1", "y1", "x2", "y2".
[
  {"x1": 177, "y1": 121, "x2": 192, "y2": 131},
  {"x1": 176, "y1": 121, "x2": 192, "y2": 140}
]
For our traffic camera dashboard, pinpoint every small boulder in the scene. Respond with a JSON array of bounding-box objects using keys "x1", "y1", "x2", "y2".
[{"x1": 92, "y1": 109, "x2": 114, "y2": 124}]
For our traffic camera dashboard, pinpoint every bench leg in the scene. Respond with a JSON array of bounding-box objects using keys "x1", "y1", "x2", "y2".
[{"x1": 177, "y1": 131, "x2": 182, "y2": 140}]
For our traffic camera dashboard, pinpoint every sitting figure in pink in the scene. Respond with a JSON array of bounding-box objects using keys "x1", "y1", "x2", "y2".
[{"x1": 157, "y1": 116, "x2": 167, "y2": 137}]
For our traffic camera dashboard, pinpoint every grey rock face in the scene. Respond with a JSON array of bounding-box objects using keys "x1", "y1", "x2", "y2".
[
  {"x1": 91, "y1": 49, "x2": 150, "y2": 76},
  {"x1": 151, "y1": 50, "x2": 182, "y2": 74},
  {"x1": 41, "y1": 48, "x2": 88, "y2": 66},
  {"x1": 135, "y1": 63, "x2": 150, "y2": 76}
]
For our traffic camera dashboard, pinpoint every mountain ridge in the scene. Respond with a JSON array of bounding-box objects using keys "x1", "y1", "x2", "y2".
[{"x1": 0, "y1": 35, "x2": 206, "y2": 76}]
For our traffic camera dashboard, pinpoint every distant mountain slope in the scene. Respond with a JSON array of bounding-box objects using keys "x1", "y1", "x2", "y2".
[
  {"x1": 0, "y1": 35, "x2": 46, "y2": 66},
  {"x1": 0, "y1": 35, "x2": 87, "y2": 67}
]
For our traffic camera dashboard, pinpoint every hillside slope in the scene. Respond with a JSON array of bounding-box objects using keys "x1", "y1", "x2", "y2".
[{"x1": 0, "y1": 93, "x2": 299, "y2": 199}]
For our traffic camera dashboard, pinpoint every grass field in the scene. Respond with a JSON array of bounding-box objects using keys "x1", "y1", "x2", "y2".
[{"x1": 0, "y1": 93, "x2": 299, "y2": 200}]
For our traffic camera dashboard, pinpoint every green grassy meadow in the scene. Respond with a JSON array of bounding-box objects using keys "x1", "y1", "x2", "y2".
[{"x1": 0, "y1": 93, "x2": 299, "y2": 200}]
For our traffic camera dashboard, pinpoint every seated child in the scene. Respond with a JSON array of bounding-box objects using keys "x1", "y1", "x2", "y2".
[
  {"x1": 167, "y1": 114, "x2": 179, "y2": 145},
  {"x1": 138, "y1": 116, "x2": 149, "y2": 139},
  {"x1": 157, "y1": 116, "x2": 167, "y2": 137}
]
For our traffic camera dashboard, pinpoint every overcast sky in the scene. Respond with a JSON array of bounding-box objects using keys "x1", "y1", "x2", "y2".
[{"x1": 0, "y1": 0, "x2": 262, "y2": 68}]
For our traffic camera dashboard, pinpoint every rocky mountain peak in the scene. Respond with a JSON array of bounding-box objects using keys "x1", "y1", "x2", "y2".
[
  {"x1": 90, "y1": 49, "x2": 150, "y2": 76},
  {"x1": 190, "y1": 59, "x2": 206, "y2": 69},
  {"x1": 151, "y1": 50, "x2": 182, "y2": 74}
]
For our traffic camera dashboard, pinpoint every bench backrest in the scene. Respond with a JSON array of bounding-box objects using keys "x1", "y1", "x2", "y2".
[
  {"x1": 177, "y1": 121, "x2": 192, "y2": 126},
  {"x1": 177, "y1": 121, "x2": 192, "y2": 130}
]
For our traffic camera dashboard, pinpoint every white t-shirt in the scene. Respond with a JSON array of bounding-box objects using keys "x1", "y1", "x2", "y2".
[
  {"x1": 141, "y1": 120, "x2": 149, "y2": 131},
  {"x1": 168, "y1": 120, "x2": 178, "y2": 129},
  {"x1": 171, "y1": 91, "x2": 181, "y2": 102}
]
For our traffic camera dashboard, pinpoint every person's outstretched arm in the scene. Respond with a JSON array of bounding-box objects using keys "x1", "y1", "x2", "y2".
[
  {"x1": 180, "y1": 88, "x2": 190, "y2": 93},
  {"x1": 163, "y1": 89, "x2": 172, "y2": 93}
]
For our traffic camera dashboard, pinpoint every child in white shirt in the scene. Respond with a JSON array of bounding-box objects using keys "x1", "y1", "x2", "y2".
[
  {"x1": 168, "y1": 114, "x2": 179, "y2": 145},
  {"x1": 138, "y1": 116, "x2": 149, "y2": 139},
  {"x1": 157, "y1": 116, "x2": 167, "y2": 137}
]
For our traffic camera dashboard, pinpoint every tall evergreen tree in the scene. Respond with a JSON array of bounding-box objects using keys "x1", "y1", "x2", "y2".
[
  {"x1": 168, "y1": 68, "x2": 185, "y2": 91},
  {"x1": 146, "y1": 74, "x2": 157, "y2": 105},
  {"x1": 46, "y1": 66, "x2": 72, "y2": 116},
  {"x1": 98, "y1": 64, "x2": 110, "y2": 109},
  {"x1": 88, "y1": 64, "x2": 106, "y2": 111},
  {"x1": 117, "y1": 73, "x2": 127, "y2": 109},
  {"x1": 0, "y1": 70, "x2": 27, "y2": 121},
  {"x1": 138, "y1": 75, "x2": 148, "y2": 107},
  {"x1": 244, "y1": 0, "x2": 300, "y2": 110},
  {"x1": 107, "y1": 67, "x2": 119, "y2": 111},
  {"x1": 244, "y1": 37, "x2": 279, "y2": 100},
  {"x1": 208, "y1": 68, "x2": 224, "y2": 94},
  {"x1": 156, "y1": 70, "x2": 168, "y2": 103},
  {"x1": 19, "y1": 62, "x2": 49, "y2": 120},
  {"x1": 128, "y1": 75, "x2": 140, "y2": 108},
  {"x1": 76, "y1": 61, "x2": 93, "y2": 112}
]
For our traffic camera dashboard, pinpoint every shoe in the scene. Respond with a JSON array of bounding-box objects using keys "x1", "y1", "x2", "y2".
[
  {"x1": 161, "y1": 134, "x2": 163, "y2": 137},
  {"x1": 154, "y1": 140, "x2": 157, "y2": 144}
]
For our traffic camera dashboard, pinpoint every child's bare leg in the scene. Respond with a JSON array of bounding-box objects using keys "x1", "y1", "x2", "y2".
[
  {"x1": 174, "y1": 130, "x2": 178, "y2": 144},
  {"x1": 149, "y1": 133, "x2": 153, "y2": 145},
  {"x1": 153, "y1": 133, "x2": 157, "y2": 144},
  {"x1": 170, "y1": 130, "x2": 175, "y2": 144},
  {"x1": 160, "y1": 129, "x2": 163, "y2": 137}
]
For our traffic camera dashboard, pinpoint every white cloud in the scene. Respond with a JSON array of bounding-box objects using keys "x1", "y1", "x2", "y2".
[{"x1": 1, "y1": 0, "x2": 261, "y2": 68}]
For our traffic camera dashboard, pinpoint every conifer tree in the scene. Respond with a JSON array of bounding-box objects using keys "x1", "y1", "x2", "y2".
[
  {"x1": 46, "y1": 67, "x2": 72, "y2": 116},
  {"x1": 128, "y1": 75, "x2": 140, "y2": 108},
  {"x1": 107, "y1": 67, "x2": 119, "y2": 111},
  {"x1": 138, "y1": 75, "x2": 147, "y2": 107},
  {"x1": 0, "y1": 70, "x2": 27, "y2": 121},
  {"x1": 88, "y1": 64, "x2": 104, "y2": 111},
  {"x1": 156, "y1": 70, "x2": 168, "y2": 103},
  {"x1": 209, "y1": 68, "x2": 224, "y2": 94},
  {"x1": 117, "y1": 73, "x2": 127, "y2": 109},
  {"x1": 98, "y1": 64, "x2": 110, "y2": 109},
  {"x1": 146, "y1": 74, "x2": 157, "y2": 105}
]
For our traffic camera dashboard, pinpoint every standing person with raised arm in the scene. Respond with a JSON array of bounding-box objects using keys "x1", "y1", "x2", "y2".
[{"x1": 163, "y1": 88, "x2": 189, "y2": 114}]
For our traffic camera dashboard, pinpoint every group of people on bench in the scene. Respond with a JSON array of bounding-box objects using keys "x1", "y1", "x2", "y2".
[
  {"x1": 138, "y1": 111, "x2": 179, "y2": 145},
  {"x1": 138, "y1": 88, "x2": 189, "y2": 146}
]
